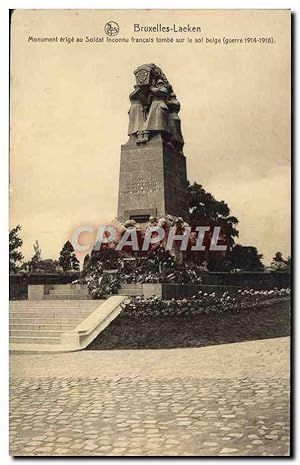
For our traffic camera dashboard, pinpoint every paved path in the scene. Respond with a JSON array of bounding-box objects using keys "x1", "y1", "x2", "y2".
[{"x1": 10, "y1": 337, "x2": 290, "y2": 456}]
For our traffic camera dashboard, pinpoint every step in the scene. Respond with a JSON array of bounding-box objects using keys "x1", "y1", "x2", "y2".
[
  {"x1": 9, "y1": 299, "x2": 108, "y2": 348},
  {"x1": 10, "y1": 312, "x2": 94, "y2": 319},
  {"x1": 45, "y1": 289, "x2": 81, "y2": 299},
  {"x1": 9, "y1": 295, "x2": 127, "y2": 352},
  {"x1": 118, "y1": 290, "x2": 143, "y2": 295},
  {"x1": 119, "y1": 288, "x2": 143, "y2": 291},
  {"x1": 10, "y1": 336, "x2": 61, "y2": 345},
  {"x1": 48, "y1": 289, "x2": 81, "y2": 295},
  {"x1": 43, "y1": 295, "x2": 91, "y2": 300},
  {"x1": 9, "y1": 307, "x2": 96, "y2": 313},
  {"x1": 10, "y1": 329, "x2": 63, "y2": 338},
  {"x1": 9, "y1": 306, "x2": 95, "y2": 312},
  {"x1": 10, "y1": 307, "x2": 95, "y2": 314},
  {"x1": 120, "y1": 285, "x2": 143, "y2": 289},
  {"x1": 9, "y1": 312, "x2": 93, "y2": 321},
  {"x1": 47, "y1": 284, "x2": 87, "y2": 291},
  {"x1": 10, "y1": 307, "x2": 98, "y2": 313},
  {"x1": 10, "y1": 300, "x2": 101, "y2": 307},
  {"x1": 9, "y1": 317, "x2": 87, "y2": 326},
  {"x1": 119, "y1": 285, "x2": 143, "y2": 288},
  {"x1": 9, "y1": 305, "x2": 97, "y2": 312},
  {"x1": 10, "y1": 323, "x2": 76, "y2": 331}
]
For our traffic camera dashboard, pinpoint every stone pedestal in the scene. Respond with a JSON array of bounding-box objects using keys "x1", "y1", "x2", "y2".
[{"x1": 117, "y1": 134, "x2": 188, "y2": 222}]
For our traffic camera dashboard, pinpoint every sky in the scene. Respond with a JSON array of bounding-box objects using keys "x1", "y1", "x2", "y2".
[{"x1": 10, "y1": 9, "x2": 291, "y2": 265}]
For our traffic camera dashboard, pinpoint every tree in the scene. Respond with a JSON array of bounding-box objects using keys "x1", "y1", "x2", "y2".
[
  {"x1": 230, "y1": 245, "x2": 264, "y2": 271},
  {"x1": 22, "y1": 258, "x2": 60, "y2": 274},
  {"x1": 188, "y1": 182, "x2": 239, "y2": 249},
  {"x1": 187, "y1": 182, "x2": 239, "y2": 269},
  {"x1": 187, "y1": 182, "x2": 267, "y2": 271},
  {"x1": 37, "y1": 259, "x2": 60, "y2": 273},
  {"x1": 271, "y1": 251, "x2": 289, "y2": 271},
  {"x1": 9, "y1": 225, "x2": 24, "y2": 273},
  {"x1": 21, "y1": 239, "x2": 60, "y2": 273},
  {"x1": 59, "y1": 241, "x2": 80, "y2": 272},
  {"x1": 273, "y1": 251, "x2": 285, "y2": 263}
]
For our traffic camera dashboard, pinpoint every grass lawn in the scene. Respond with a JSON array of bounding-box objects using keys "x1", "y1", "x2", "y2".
[{"x1": 87, "y1": 299, "x2": 290, "y2": 350}]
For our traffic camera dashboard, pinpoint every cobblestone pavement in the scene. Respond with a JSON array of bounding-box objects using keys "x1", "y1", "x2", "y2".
[{"x1": 10, "y1": 337, "x2": 290, "y2": 456}]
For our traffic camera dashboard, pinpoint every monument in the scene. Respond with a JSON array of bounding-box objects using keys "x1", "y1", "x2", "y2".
[{"x1": 117, "y1": 64, "x2": 189, "y2": 223}]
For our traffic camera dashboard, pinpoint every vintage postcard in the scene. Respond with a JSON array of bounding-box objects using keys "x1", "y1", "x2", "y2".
[{"x1": 9, "y1": 9, "x2": 291, "y2": 457}]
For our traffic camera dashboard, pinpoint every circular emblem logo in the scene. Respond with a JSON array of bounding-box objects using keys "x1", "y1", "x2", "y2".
[{"x1": 104, "y1": 21, "x2": 120, "y2": 36}]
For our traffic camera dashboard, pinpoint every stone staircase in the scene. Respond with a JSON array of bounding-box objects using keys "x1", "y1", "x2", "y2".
[
  {"x1": 43, "y1": 291, "x2": 88, "y2": 300},
  {"x1": 44, "y1": 284, "x2": 90, "y2": 300},
  {"x1": 9, "y1": 300, "x2": 101, "y2": 346},
  {"x1": 118, "y1": 283, "x2": 143, "y2": 296}
]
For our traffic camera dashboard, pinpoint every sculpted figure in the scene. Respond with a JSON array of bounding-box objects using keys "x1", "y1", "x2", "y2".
[
  {"x1": 143, "y1": 79, "x2": 170, "y2": 139},
  {"x1": 127, "y1": 63, "x2": 184, "y2": 149},
  {"x1": 167, "y1": 94, "x2": 184, "y2": 152},
  {"x1": 128, "y1": 85, "x2": 149, "y2": 143}
]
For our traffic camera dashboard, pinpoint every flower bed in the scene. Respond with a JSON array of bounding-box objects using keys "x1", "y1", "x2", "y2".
[
  {"x1": 87, "y1": 296, "x2": 290, "y2": 350},
  {"x1": 121, "y1": 288, "x2": 291, "y2": 318}
]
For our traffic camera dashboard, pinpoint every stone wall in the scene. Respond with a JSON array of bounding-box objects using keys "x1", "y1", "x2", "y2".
[
  {"x1": 9, "y1": 273, "x2": 80, "y2": 300},
  {"x1": 118, "y1": 272, "x2": 291, "y2": 299},
  {"x1": 10, "y1": 271, "x2": 291, "y2": 301},
  {"x1": 28, "y1": 283, "x2": 90, "y2": 300},
  {"x1": 198, "y1": 271, "x2": 291, "y2": 289}
]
